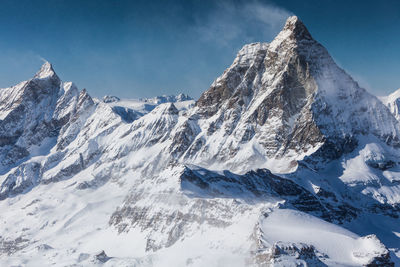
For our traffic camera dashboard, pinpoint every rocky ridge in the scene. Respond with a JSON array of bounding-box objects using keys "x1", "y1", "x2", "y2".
[{"x1": 0, "y1": 16, "x2": 399, "y2": 266}]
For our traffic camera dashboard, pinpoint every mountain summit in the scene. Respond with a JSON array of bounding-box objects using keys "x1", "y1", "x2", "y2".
[
  {"x1": 34, "y1": 61, "x2": 58, "y2": 79},
  {"x1": 195, "y1": 15, "x2": 398, "y2": 172},
  {"x1": 0, "y1": 16, "x2": 399, "y2": 266},
  {"x1": 276, "y1": 15, "x2": 313, "y2": 41}
]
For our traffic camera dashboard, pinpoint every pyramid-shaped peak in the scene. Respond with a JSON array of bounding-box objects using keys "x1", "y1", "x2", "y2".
[
  {"x1": 34, "y1": 61, "x2": 57, "y2": 79},
  {"x1": 281, "y1": 15, "x2": 313, "y2": 41},
  {"x1": 284, "y1": 15, "x2": 302, "y2": 26}
]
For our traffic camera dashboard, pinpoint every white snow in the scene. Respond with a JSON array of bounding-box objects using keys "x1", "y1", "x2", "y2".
[
  {"x1": 261, "y1": 209, "x2": 389, "y2": 266},
  {"x1": 379, "y1": 88, "x2": 400, "y2": 121},
  {"x1": 0, "y1": 16, "x2": 400, "y2": 267},
  {"x1": 34, "y1": 61, "x2": 56, "y2": 79}
]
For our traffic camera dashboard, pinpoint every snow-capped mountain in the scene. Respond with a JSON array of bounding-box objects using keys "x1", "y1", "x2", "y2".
[
  {"x1": 103, "y1": 93, "x2": 193, "y2": 105},
  {"x1": 192, "y1": 16, "x2": 399, "y2": 173},
  {"x1": 0, "y1": 16, "x2": 399, "y2": 266}
]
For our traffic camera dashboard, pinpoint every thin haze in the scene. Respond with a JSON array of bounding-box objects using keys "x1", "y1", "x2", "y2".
[
  {"x1": 0, "y1": 0, "x2": 399, "y2": 99},
  {"x1": 194, "y1": 2, "x2": 291, "y2": 47}
]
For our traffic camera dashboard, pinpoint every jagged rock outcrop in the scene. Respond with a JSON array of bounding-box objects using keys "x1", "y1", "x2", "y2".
[
  {"x1": 146, "y1": 93, "x2": 193, "y2": 104},
  {"x1": 0, "y1": 16, "x2": 399, "y2": 266},
  {"x1": 0, "y1": 63, "x2": 95, "y2": 198},
  {"x1": 179, "y1": 16, "x2": 400, "y2": 172},
  {"x1": 103, "y1": 95, "x2": 120, "y2": 103},
  {"x1": 0, "y1": 62, "x2": 62, "y2": 168},
  {"x1": 254, "y1": 242, "x2": 327, "y2": 266},
  {"x1": 179, "y1": 167, "x2": 357, "y2": 222}
]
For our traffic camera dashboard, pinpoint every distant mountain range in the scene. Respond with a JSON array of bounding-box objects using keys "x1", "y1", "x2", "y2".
[{"x1": 0, "y1": 16, "x2": 399, "y2": 266}]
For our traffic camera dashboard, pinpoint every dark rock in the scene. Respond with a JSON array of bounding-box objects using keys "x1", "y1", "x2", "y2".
[{"x1": 94, "y1": 250, "x2": 111, "y2": 263}]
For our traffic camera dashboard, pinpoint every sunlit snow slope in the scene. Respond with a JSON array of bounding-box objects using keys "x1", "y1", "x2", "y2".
[{"x1": 0, "y1": 16, "x2": 399, "y2": 266}]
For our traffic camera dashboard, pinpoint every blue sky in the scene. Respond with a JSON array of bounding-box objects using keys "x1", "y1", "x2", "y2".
[{"x1": 0, "y1": 0, "x2": 399, "y2": 98}]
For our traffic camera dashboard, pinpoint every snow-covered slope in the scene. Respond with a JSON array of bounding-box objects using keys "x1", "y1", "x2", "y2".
[
  {"x1": 191, "y1": 16, "x2": 399, "y2": 173},
  {"x1": 380, "y1": 88, "x2": 400, "y2": 121},
  {"x1": 0, "y1": 16, "x2": 400, "y2": 266},
  {"x1": 99, "y1": 94, "x2": 194, "y2": 122},
  {"x1": 259, "y1": 209, "x2": 392, "y2": 266}
]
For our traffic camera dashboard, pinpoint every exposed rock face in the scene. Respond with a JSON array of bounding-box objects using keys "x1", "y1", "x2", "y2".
[
  {"x1": 179, "y1": 167, "x2": 357, "y2": 223},
  {"x1": 0, "y1": 62, "x2": 62, "y2": 167},
  {"x1": 254, "y1": 242, "x2": 327, "y2": 266},
  {"x1": 126, "y1": 93, "x2": 194, "y2": 106},
  {"x1": 254, "y1": 234, "x2": 394, "y2": 267},
  {"x1": 191, "y1": 16, "x2": 399, "y2": 171},
  {"x1": 0, "y1": 16, "x2": 399, "y2": 266},
  {"x1": 0, "y1": 63, "x2": 95, "y2": 198},
  {"x1": 103, "y1": 95, "x2": 120, "y2": 103},
  {"x1": 93, "y1": 250, "x2": 111, "y2": 263},
  {"x1": 0, "y1": 236, "x2": 29, "y2": 256},
  {"x1": 148, "y1": 93, "x2": 193, "y2": 104}
]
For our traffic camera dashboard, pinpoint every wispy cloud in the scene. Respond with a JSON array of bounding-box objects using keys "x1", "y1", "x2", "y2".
[
  {"x1": 37, "y1": 56, "x2": 49, "y2": 64},
  {"x1": 0, "y1": 49, "x2": 47, "y2": 87},
  {"x1": 332, "y1": 55, "x2": 375, "y2": 93},
  {"x1": 245, "y1": 2, "x2": 292, "y2": 29},
  {"x1": 349, "y1": 72, "x2": 374, "y2": 92},
  {"x1": 194, "y1": 1, "x2": 292, "y2": 47}
]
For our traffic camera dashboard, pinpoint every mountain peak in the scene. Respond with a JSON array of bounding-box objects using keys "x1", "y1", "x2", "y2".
[
  {"x1": 34, "y1": 61, "x2": 57, "y2": 79},
  {"x1": 269, "y1": 16, "x2": 313, "y2": 50},
  {"x1": 282, "y1": 15, "x2": 312, "y2": 41}
]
